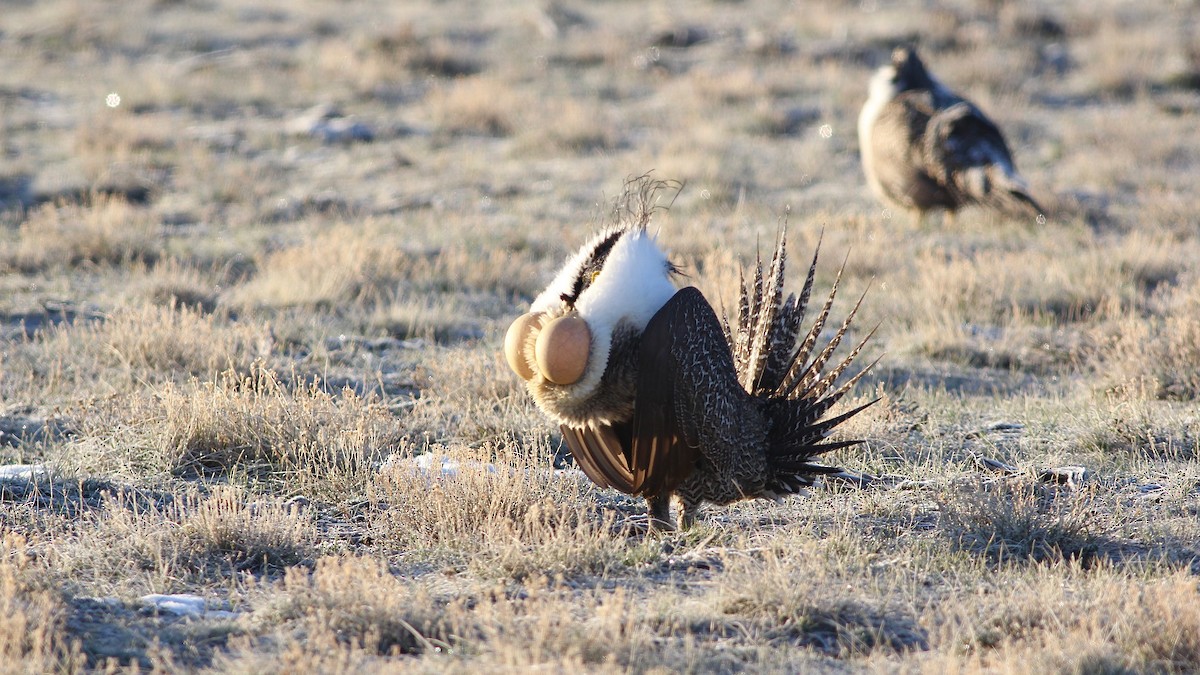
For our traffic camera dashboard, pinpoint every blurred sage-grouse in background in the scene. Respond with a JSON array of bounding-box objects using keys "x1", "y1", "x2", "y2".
[
  {"x1": 858, "y1": 46, "x2": 1043, "y2": 225},
  {"x1": 503, "y1": 184, "x2": 878, "y2": 530}
]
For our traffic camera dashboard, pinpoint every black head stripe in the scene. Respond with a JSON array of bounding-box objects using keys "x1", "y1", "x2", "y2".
[{"x1": 562, "y1": 229, "x2": 625, "y2": 308}]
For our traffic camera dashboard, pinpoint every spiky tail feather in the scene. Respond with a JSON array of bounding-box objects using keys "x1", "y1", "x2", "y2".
[
  {"x1": 725, "y1": 229, "x2": 879, "y2": 494},
  {"x1": 999, "y1": 183, "x2": 1044, "y2": 219},
  {"x1": 982, "y1": 168, "x2": 1044, "y2": 220}
]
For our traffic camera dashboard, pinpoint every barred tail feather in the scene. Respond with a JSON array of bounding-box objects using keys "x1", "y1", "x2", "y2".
[
  {"x1": 738, "y1": 231, "x2": 782, "y2": 393},
  {"x1": 780, "y1": 280, "x2": 868, "y2": 402},
  {"x1": 741, "y1": 236, "x2": 786, "y2": 394},
  {"x1": 723, "y1": 232, "x2": 878, "y2": 493},
  {"x1": 979, "y1": 167, "x2": 1043, "y2": 219},
  {"x1": 776, "y1": 260, "x2": 845, "y2": 396},
  {"x1": 729, "y1": 236, "x2": 873, "y2": 412},
  {"x1": 732, "y1": 227, "x2": 821, "y2": 396},
  {"x1": 790, "y1": 323, "x2": 879, "y2": 404},
  {"x1": 1001, "y1": 184, "x2": 1043, "y2": 219}
]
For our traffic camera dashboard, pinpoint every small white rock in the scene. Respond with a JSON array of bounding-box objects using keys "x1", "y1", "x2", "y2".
[
  {"x1": 140, "y1": 594, "x2": 207, "y2": 616},
  {"x1": 139, "y1": 594, "x2": 241, "y2": 620},
  {"x1": 0, "y1": 464, "x2": 49, "y2": 480},
  {"x1": 386, "y1": 454, "x2": 497, "y2": 478}
]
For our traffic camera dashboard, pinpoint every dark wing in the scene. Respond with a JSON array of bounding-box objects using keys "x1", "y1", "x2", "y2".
[
  {"x1": 925, "y1": 101, "x2": 1042, "y2": 215},
  {"x1": 560, "y1": 287, "x2": 742, "y2": 498},
  {"x1": 631, "y1": 286, "x2": 751, "y2": 496},
  {"x1": 628, "y1": 288, "x2": 697, "y2": 496},
  {"x1": 925, "y1": 101, "x2": 1016, "y2": 184}
]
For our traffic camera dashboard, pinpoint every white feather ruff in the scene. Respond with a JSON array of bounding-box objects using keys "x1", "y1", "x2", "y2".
[
  {"x1": 529, "y1": 227, "x2": 617, "y2": 313},
  {"x1": 572, "y1": 230, "x2": 677, "y2": 334},
  {"x1": 528, "y1": 227, "x2": 677, "y2": 398}
]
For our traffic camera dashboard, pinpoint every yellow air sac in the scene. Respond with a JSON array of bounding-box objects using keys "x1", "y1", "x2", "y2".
[
  {"x1": 503, "y1": 312, "x2": 543, "y2": 381},
  {"x1": 534, "y1": 315, "x2": 591, "y2": 385}
]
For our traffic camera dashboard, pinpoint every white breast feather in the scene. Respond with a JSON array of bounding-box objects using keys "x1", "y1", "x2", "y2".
[
  {"x1": 528, "y1": 228, "x2": 678, "y2": 398},
  {"x1": 858, "y1": 66, "x2": 897, "y2": 153},
  {"x1": 573, "y1": 229, "x2": 677, "y2": 334},
  {"x1": 858, "y1": 66, "x2": 898, "y2": 197}
]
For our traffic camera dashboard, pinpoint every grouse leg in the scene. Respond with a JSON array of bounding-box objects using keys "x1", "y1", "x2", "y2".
[
  {"x1": 674, "y1": 494, "x2": 700, "y2": 531},
  {"x1": 646, "y1": 494, "x2": 674, "y2": 532}
]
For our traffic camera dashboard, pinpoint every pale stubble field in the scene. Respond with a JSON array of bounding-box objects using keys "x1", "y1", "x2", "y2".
[{"x1": 1, "y1": 0, "x2": 1200, "y2": 672}]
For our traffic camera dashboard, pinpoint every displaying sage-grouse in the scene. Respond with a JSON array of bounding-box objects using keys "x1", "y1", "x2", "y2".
[
  {"x1": 858, "y1": 46, "x2": 1043, "y2": 224},
  {"x1": 503, "y1": 214, "x2": 878, "y2": 530}
]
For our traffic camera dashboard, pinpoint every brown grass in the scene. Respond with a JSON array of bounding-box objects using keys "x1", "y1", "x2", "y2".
[
  {"x1": 1, "y1": 197, "x2": 162, "y2": 272},
  {"x1": 44, "y1": 486, "x2": 316, "y2": 595},
  {"x1": 1090, "y1": 280, "x2": 1200, "y2": 400},
  {"x1": 938, "y1": 479, "x2": 1102, "y2": 565},
  {"x1": 0, "y1": 533, "x2": 82, "y2": 673},
  {"x1": 58, "y1": 364, "x2": 400, "y2": 493},
  {"x1": 368, "y1": 443, "x2": 633, "y2": 579},
  {"x1": 230, "y1": 222, "x2": 544, "y2": 310},
  {"x1": 426, "y1": 75, "x2": 523, "y2": 137}
]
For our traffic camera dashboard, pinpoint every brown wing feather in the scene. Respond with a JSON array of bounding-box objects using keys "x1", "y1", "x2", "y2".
[
  {"x1": 925, "y1": 101, "x2": 1014, "y2": 182},
  {"x1": 925, "y1": 101, "x2": 1042, "y2": 216},
  {"x1": 560, "y1": 423, "x2": 635, "y2": 492},
  {"x1": 629, "y1": 288, "x2": 706, "y2": 497},
  {"x1": 561, "y1": 288, "x2": 734, "y2": 499}
]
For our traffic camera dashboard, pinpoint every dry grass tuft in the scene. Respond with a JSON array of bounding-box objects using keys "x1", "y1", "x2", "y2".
[
  {"x1": 517, "y1": 97, "x2": 619, "y2": 154},
  {"x1": 426, "y1": 76, "x2": 522, "y2": 137},
  {"x1": 713, "y1": 543, "x2": 929, "y2": 658},
  {"x1": 136, "y1": 259, "x2": 223, "y2": 314},
  {"x1": 1090, "y1": 281, "x2": 1200, "y2": 400},
  {"x1": 938, "y1": 480, "x2": 1102, "y2": 565},
  {"x1": 370, "y1": 443, "x2": 630, "y2": 579},
  {"x1": 690, "y1": 65, "x2": 769, "y2": 105},
  {"x1": 1, "y1": 197, "x2": 161, "y2": 272},
  {"x1": 400, "y1": 343, "x2": 545, "y2": 447},
  {"x1": 462, "y1": 583, "x2": 681, "y2": 670},
  {"x1": 229, "y1": 563, "x2": 702, "y2": 672},
  {"x1": 1084, "y1": 16, "x2": 1183, "y2": 98},
  {"x1": 1079, "y1": 399, "x2": 1199, "y2": 461},
  {"x1": 935, "y1": 569, "x2": 1200, "y2": 672},
  {"x1": 369, "y1": 291, "x2": 476, "y2": 342},
  {"x1": 1105, "y1": 574, "x2": 1200, "y2": 672},
  {"x1": 0, "y1": 533, "x2": 82, "y2": 671},
  {"x1": 312, "y1": 23, "x2": 481, "y2": 94},
  {"x1": 60, "y1": 364, "x2": 400, "y2": 492},
  {"x1": 73, "y1": 109, "x2": 174, "y2": 193},
  {"x1": 363, "y1": 24, "x2": 481, "y2": 78},
  {"x1": 229, "y1": 225, "x2": 410, "y2": 309},
  {"x1": 254, "y1": 556, "x2": 455, "y2": 657},
  {"x1": 59, "y1": 304, "x2": 270, "y2": 380},
  {"x1": 47, "y1": 486, "x2": 316, "y2": 593},
  {"x1": 230, "y1": 223, "x2": 543, "y2": 311}
]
